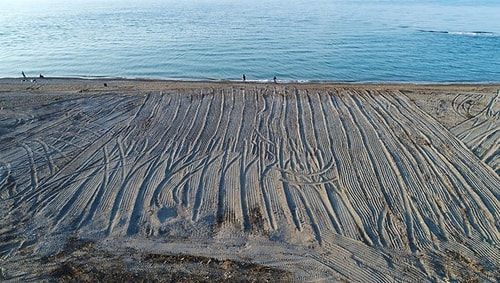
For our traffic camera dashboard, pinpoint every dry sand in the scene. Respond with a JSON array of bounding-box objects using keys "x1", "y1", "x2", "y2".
[{"x1": 0, "y1": 78, "x2": 499, "y2": 282}]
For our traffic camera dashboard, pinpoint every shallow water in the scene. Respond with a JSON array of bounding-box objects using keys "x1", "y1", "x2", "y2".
[{"x1": 1, "y1": 0, "x2": 499, "y2": 82}]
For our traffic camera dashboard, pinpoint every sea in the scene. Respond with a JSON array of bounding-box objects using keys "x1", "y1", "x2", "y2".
[{"x1": 1, "y1": 0, "x2": 499, "y2": 83}]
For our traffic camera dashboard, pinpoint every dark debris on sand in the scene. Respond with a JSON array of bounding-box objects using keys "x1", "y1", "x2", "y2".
[{"x1": 40, "y1": 236, "x2": 292, "y2": 282}]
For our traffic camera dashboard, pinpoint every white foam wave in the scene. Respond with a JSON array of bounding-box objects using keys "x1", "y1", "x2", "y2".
[{"x1": 418, "y1": 29, "x2": 497, "y2": 37}]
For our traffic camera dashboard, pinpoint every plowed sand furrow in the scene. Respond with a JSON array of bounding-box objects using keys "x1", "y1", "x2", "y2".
[
  {"x1": 383, "y1": 209, "x2": 407, "y2": 250},
  {"x1": 436, "y1": 149, "x2": 499, "y2": 241},
  {"x1": 105, "y1": 157, "x2": 151, "y2": 235},
  {"x1": 346, "y1": 94, "x2": 420, "y2": 246},
  {"x1": 190, "y1": 165, "x2": 209, "y2": 222},
  {"x1": 277, "y1": 138, "x2": 302, "y2": 232},
  {"x1": 286, "y1": 90, "x2": 305, "y2": 155},
  {"x1": 78, "y1": 146, "x2": 112, "y2": 229},
  {"x1": 351, "y1": 95, "x2": 420, "y2": 252},
  {"x1": 239, "y1": 141, "x2": 250, "y2": 231},
  {"x1": 19, "y1": 146, "x2": 101, "y2": 209},
  {"x1": 32, "y1": 164, "x2": 102, "y2": 216},
  {"x1": 3, "y1": 83, "x2": 500, "y2": 282},
  {"x1": 377, "y1": 92, "x2": 499, "y2": 243},
  {"x1": 296, "y1": 89, "x2": 317, "y2": 155},
  {"x1": 245, "y1": 159, "x2": 268, "y2": 232},
  {"x1": 136, "y1": 95, "x2": 171, "y2": 145},
  {"x1": 304, "y1": 254, "x2": 356, "y2": 282},
  {"x1": 316, "y1": 95, "x2": 349, "y2": 235},
  {"x1": 148, "y1": 145, "x2": 183, "y2": 206},
  {"x1": 324, "y1": 94, "x2": 354, "y2": 183},
  {"x1": 360, "y1": 110, "x2": 438, "y2": 251},
  {"x1": 271, "y1": 95, "x2": 303, "y2": 230},
  {"x1": 54, "y1": 167, "x2": 104, "y2": 231},
  {"x1": 286, "y1": 185, "x2": 310, "y2": 235},
  {"x1": 406, "y1": 144, "x2": 474, "y2": 244},
  {"x1": 374, "y1": 107, "x2": 438, "y2": 251},
  {"x1": 90, "y1": 174, "x2": 125, "y2": 230},
  {"x1": 230, "y1": 89, "x2": 246, "y2": 153},
  {"x1": 18, "y1": 114, "x2": 74, "y2": 141},
  {"x1": 336, "y1": 93, "x2": 388, "y2": 235},
  {"x1": 20, "y1": 144, "x2": 38, "y2": 194},
  {"x1": 295, "y1": 185, "x2": 325, "y2": 244},
  {"x1": 456, "y1": 119, "x2": 495, "y2": 143},
  {"x1": 110, "y1": 164, "x2": 151, "y2": 236},
  {"x1": 142, "y1": 158, "x2": 170, "y2": 208},
  {"x1": 331, "y1": 189, "x2": 360, "y2": 240},
  {"x1": 218, "y1": 90, "x2": 236, "y2": 151},
  {"x1": 176, "y1": 174, "x2": 193, "y2": 209},
  {"x1": 389, "y1": 93, "x2": 499, "y2": 219},
  {"x1": 194, "y1": 93, "x2": 222, "y2": 154},
  {"x1": 186, "y1": 95, "x2": 214, "y2": 154},
  {"x1": 181, "y1": 155, "x2": 220, "y2": 208},
  {"x1": 261, "y1": 170, "x2": 282, "y2": 230},
  {"x1": 303, "y1": 185, "x2": 342, "y2": 241},
  {"x1": 274, "y1": 94, "x2": 288, "y2": 144},
  {"x1": 126, "y1": 154, "x2": 166, "y2": 235},
  {"x1": 201, "y1": 94, "x2": 232, "y2": 152},
  {"x1": 0, "y1": 163, "x2": 14, "y2": 199},
  {"x1": 171, "y1": 155, "x2": 215, "y2": 208},
  {"x1": 476, "y1": 132, "x2": 499, "y2": 161},
  {"x1": 195, "y1": 155, "x2": 222, "y2": 221},
  {"x1": 258, "y1": 94, "x2": 278, "y2": 143},
  {"x1": 237, "y1": 91, "x2": 259, "y2": 152},
  {"x1": 321, "y1": 238, "x2": 417, "y2": 283},
  {"x1": 179, "y1": 96, "x2": 205, "y2": 150},
  {"x1": 327, "y1": 94, "x2": 379, "y2": 243},
  {"x1": 255, "y1": 142, "x2": 277, "y2": 230},
  {"x1": 33, "y1": 131, "x2": 123, "y2": 204},
  {"x1": 311, "y1": 92, "x2": 335, "y2": 171},
  {"x1": 51, "y1": 130, "x2": 90, "y2": 152},
  {"x1": 403, "y1": 145, "x2": 468, "y2": 240},
  {"x1": 215, "y1": 152, "x2": 238, "y2": 224},
  {"x1": 143, "y1": 95, "x2": 181, "y2": 156},
  {"x1": 322, "y1": 94, "x2": 364, "y2": 239},
  {"x1": 155, "y1": 167, "x2": 188, "y2": 209},
  {"x1": 310, "y1": 254, "x2": 392, "y2": 283},
  {"x1": 223, "y1": 154, "x2": 242, "y2": 226},
  {"x1": 34, "y1": 139, "x2": 59, "y2": 176},
  {"x1": 159, "y1": 96, "x2": 195, "y2": 147},
  {"x1": 394, "y1": 90, "x2": 499, "y2": 188},
  {"x1": 317, "y1": 183, "x2": 342, "y2": 235},
  {"x1": 347, "y1": 94, "x2": 407, "y2": 207}
]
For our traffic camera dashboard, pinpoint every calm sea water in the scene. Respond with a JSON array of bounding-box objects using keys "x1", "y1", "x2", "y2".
[{"x1": 1, "y1": 0, "x2": 499, "y2": 82}]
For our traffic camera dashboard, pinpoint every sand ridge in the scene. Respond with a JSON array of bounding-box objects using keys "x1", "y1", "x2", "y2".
[{"x1": 0, "y1": 79, "x2": 499, "y2": 282}]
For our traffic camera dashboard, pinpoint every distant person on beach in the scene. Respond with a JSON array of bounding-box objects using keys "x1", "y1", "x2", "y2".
[
  {"x1": 39, "y1": 73, "x2": 44, "y2": 78},
  {"x1": 242, "y1": 74, "x2": 246, "y2": 82},
  {"x1": 273, "y1": 76, "x2": 277, "y2": 83}
]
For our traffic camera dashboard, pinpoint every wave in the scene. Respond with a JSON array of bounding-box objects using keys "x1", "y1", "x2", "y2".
[{"x1": 418, "y1": 29, "x2": 497, "y2": 37}]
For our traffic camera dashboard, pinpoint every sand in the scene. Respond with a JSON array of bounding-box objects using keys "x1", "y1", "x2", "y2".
[{"x1": 0, "y1": 78, "x2": 499, "y2": 282}]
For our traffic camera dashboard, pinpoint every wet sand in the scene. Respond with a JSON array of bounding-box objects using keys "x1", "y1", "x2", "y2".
[{"x1": 1, "y1": 78, "x2": 499, "y2": 282}]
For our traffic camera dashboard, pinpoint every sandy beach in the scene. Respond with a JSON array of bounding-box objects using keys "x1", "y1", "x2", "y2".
[{"x1": 0, "y1": 78, "x2": 499, "y2": 282}]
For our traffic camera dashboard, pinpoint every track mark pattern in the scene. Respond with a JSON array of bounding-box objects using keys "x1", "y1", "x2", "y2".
[{"x1": 1, "y1": 87, "x2": 498, "y2": 282}]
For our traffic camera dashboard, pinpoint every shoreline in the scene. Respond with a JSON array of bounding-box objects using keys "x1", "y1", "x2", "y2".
[
  {"x1": 2, "y1": 76, "x2": 500, "y2": 92},
  {"x1": 2, "y1": 76, "x2": 500, "y2": 85}
]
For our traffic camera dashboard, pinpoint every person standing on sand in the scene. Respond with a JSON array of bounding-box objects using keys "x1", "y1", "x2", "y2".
[
  {"x1": 242, "y1": 74, "x2": 246, "y2": 82},
  {"x1": 273, "y1": 76, "x2": 277, "y2": 83}
]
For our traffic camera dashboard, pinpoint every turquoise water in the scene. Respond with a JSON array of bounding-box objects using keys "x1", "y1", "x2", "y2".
[{"x1": 1, "y1": 0, "x2": 499, "y2": 82}]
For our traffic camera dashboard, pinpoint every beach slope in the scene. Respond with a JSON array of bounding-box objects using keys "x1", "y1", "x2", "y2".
[{"x1": 0, "y1": 79, "x2": 499, "y2": 282}]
